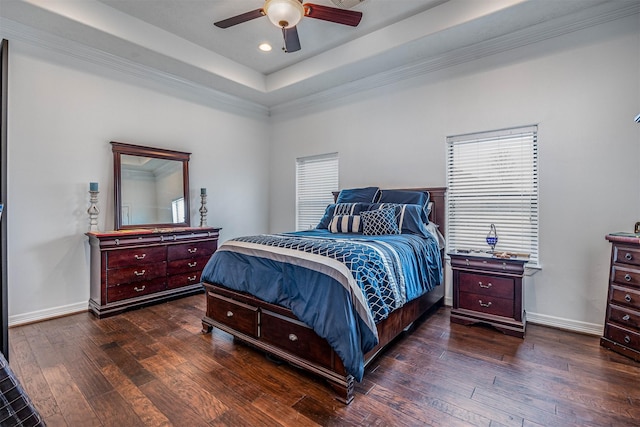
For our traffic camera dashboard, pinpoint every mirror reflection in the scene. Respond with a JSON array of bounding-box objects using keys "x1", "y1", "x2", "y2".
[
  {"x1": 120, "y1": 155, "x2": 185, "y2": 226},
  {"x1": 112, "y1": 141, "x2": 191, "y2": 230}
]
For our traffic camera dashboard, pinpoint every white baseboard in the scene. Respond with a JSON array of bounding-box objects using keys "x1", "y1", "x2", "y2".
[
  {"x1": 442, "y1": 298, "x2": 603, "y2": 336},
  {"x1": 526, "y1": 311, "x2": 603, "y2": 336},
  {"x1": 9, "y1": 302, "x2": 88, "y2": 327}
]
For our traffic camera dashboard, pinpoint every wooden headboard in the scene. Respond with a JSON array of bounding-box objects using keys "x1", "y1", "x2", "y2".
[{"x1": 332, "y1": 187, "x2": 447, "y2": 237}]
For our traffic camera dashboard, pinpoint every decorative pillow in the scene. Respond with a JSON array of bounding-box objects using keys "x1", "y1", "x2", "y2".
[
  {"x1": 361, "y1": 208, "x2": 400, "y2": 235},
  {"x1": 316, "y1": 203, "x2": 368, "y2": 229},
  {"x1": 335, "y1": 187, "x2": 380, "y2": 204},
  {"x1": 378, "y1": 190, "x2": 430, "y2": 223},
  {"x1": 367, "y1": 203, "x2": 430, "y2": 237},
  {"x1": 329, "y1": 215, "x2": 362, "y2": 233}
]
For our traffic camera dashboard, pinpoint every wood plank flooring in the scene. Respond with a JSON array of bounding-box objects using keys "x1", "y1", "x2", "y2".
[{"x1": 7, "y1": 294, "x2": 640, "y2": 426}]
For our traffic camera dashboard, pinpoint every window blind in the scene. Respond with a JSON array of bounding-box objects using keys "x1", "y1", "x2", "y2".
[
  {"x1": 446, "y1": 125, "x2": 539, "y2": 266},
  {"x1": 296, "y1": 153, "x2": 339, "y2": 231}
]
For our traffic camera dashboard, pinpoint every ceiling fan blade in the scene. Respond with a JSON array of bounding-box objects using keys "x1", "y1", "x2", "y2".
[
  {"x1": 303, "y1": 3, "x2": 362, "y2": 27},
  {"x1": 214, "y1": 8, "x2": 265, "y2": 29},
  {"x1": 282, "y1": 26, "x2": 301, "y2": 53}
]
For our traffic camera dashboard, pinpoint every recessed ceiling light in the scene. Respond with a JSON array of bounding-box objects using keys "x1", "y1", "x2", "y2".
[{"x1": 259, "y1": 43, "x2": 272, "y2": 52}]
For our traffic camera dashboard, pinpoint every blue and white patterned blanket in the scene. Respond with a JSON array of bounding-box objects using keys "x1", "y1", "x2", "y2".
[{"x1": 200, "y1": 229, "x2": 442, "y2": 381}]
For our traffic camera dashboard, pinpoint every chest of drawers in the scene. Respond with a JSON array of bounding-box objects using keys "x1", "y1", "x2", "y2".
[
  {"x1": 601, "y1": 234, "x2": 640, "y2": 361},
  {"x1": 87, "y1": 227, "x2": 220, "y2": 318},
  {"x1": 450, "y1": 252, "x2": 529, "y2": 337}
]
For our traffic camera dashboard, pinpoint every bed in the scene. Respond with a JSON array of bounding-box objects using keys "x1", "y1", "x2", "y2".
[{"x1": 200, "y1": 187, "x2": 446, "y2": 404}]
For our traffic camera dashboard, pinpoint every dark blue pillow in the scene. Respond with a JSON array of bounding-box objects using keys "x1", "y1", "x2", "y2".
[
  {"x1": 378, "y1": 190, "x2": 430, "y2": 223},
  {"x1": 335, "y1": 187, "x2": 380, "y2": 204}
]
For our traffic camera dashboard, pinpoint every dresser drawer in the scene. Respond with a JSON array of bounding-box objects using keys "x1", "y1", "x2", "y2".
[
  {"x1": 107, "y1": 246, "x2": 166, "y2": 269},
  {"x1": 261, "y1": 310, "x2": 333, "y2": 369},
  {"x1": 167, "y1": 271, "x2": 202, "y2": 289},
  {"x1": 611, "y1": 266, "x2": 640, "y2": 289},
  {"x1": 613, "y1": 244, "x2": 640, "y2": 267},
  {"x1": 610, "y1": 285, "x2": 640, "y2": 311},
  {"x1": 107, "y1": 278, "x2": 166, "y2": 303},
  {"x1": 168, "y1": 241, "x2": 216, "y2": 261},
  {"x1": 605, "y1": 323, "x2": 640, "y2": 352},
  {"x1": 167, "y1": 256, "x2": 209, "y2": 275},
  {"x1": 207, "y1": 293, "x2": 258, "y2": 338},
  {"x1": 107, "y1": 263, "x2": 166, "y2": 286},
  {"x1": 609, "y1": 304, "x2": 640, "y2": 330},
  {"x1": 458, "y1": 272, "x2": 514, "y2": 299},
  {"x1": 459, "y1": 292, "x2": 513, "y2": 318}
]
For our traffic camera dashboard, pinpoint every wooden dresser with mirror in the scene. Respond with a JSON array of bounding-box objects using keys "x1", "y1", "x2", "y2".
[{"x1": 87, "y1": 142, "x2": 220, "y2": 318}]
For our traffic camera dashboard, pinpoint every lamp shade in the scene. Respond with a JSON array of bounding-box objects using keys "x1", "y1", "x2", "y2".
[{"x1": 264, "y1": 0, "x2": 304, "y2": 29}]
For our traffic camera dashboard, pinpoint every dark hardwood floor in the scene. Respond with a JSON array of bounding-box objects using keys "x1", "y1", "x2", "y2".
[{"x1": 7, "y1": 294, "x2": 640, "y2": 426}]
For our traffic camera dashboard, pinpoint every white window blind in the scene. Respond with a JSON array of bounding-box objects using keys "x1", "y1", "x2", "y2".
[
  {"x1": 296, "y1": 153, "x2": 339, "y2": 231},
  {"x1": 446, "y1": 125, "x2": 539, "y2": 266}
]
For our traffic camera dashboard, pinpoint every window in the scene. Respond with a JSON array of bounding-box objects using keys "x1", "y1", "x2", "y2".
[
  {"x1": 446, "y1": 125, "x2": 539, "y2": 266},
  {"x1": 172, "y1": 197, "x2": 185, "y2": 224},
  {"x1": 296, "y1": 153, "x2": 339, "y2": 231}
]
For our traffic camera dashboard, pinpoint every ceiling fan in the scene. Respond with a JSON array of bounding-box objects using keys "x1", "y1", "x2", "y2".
[{"x1": 214, "y1": 0, "x2": 363, "y2": 53}]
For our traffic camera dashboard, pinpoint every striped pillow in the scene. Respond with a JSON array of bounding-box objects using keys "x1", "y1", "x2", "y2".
[{"x1": 329, "y1": 215, "x2": 362, "y2": 233}]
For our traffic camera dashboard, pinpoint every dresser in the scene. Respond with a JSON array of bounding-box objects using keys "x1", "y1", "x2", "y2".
[
  {"x1": 450, "y1": 252, "x2": 529, "y2": 337},
  {"x1": 87, "y1": 227, "x2": 220, "y2": 318},
  {"x1": 601, "y1": 233, "x2": 640, "y2": 361}
]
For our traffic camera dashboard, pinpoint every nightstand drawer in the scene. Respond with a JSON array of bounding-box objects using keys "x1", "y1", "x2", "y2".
[
  {"x1": 605, "y1": 323, "x2": 640, "y2": 352},
  {"x1": 610, "y1": 285, "x2": 640, "y2": 310},
  {"x1": 458, "y1": 272, "x2": 514, "y2": 299},
  {"x1": 207, "y1": 293, "x2": 258, "y2": 338},
  {"x1": 613, "y1": 244, "x2": 640, "y2": 267},
  {"x1": 609, "y1": 304, "x2": 640, "y2": 330},
  {"x1": 459, "y1": 292, "x2": 513, "y2": 318}
]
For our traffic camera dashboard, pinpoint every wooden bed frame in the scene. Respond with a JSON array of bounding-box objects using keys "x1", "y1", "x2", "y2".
[{"x1": 201, "y1": 187, "x2": 446, "y2": 404}]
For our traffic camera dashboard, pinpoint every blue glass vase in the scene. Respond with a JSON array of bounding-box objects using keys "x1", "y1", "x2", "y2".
[{"x1": 486, "y1": 223, "x2": 498, "y2": 253}]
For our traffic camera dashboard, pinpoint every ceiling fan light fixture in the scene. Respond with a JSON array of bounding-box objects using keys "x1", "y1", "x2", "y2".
[{"x1": 264, "y1": 0, "x2": 304, "y2": 29}]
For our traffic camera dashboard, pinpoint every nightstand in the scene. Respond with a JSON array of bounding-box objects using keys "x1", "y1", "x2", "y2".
[{"x1": 449, "y1": 252, "x2": 528, "y2": 338}]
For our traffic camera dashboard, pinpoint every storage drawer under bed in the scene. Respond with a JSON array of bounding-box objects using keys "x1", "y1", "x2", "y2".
[{"x1": 207, "y1": 292, "x2": 259, "y2": 338}]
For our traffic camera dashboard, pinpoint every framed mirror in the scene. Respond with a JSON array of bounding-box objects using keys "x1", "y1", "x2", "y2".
[{"x1": 111, "y1": 141, "x2": 191, "y2": 230}]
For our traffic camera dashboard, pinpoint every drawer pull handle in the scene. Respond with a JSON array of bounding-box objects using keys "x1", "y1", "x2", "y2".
[
  {"x1": 622, "y1": 314, "x2": 630, "y2": 321},
  {"x1": 625, "y1": 253, "x2": 633, "y2": 261},
  {"x1": 625, "y1": 294, "x2": 632, "y2": 303},
  {"x1": 188, "y1": 275, "x2": 197, "y2": 282},
  {"x1": 134, "y1": 285, "x2": 145, "y2": 292},
  {"x1": 288, "y1": 334, "x2": 298, "y2": 342},
  {"x1": 624, "y1": 335, "x2": 631, "y2": 344},
  {"x1": 478, "y1": 300, "x2": 492, "y2": 308},
  {"x1": 478, "y1": 282, "x2": 492, "y2": 289},
  {"x1": 188, "y1": 262, "x2": 197, "y2": 268},
  {"x1": 624, "y1": 274, "x2": 632, "y2": 282},
  {"x1": 133, "y1": 270, "x2": 146, "y2": 276},
  {"x1": 134, "y1": 254, "x2": 146, "y2": 260},
  {"x1": 226, "y1": 311, "x2": 233, "y2": 317},
  {"x1": 188, "y1": 248, "x2": 198, "y2": 253}
]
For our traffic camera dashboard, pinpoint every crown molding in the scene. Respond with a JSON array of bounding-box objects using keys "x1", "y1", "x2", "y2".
[
  {"x1": 0, "y1": 17, "x2": 270, "y2": 120},
  {"x1": 270, "y1": 1, "x2": 640, "y2": 117}
]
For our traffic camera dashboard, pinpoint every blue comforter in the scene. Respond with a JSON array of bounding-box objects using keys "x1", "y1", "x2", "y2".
[{"x1": 200, "y1": 229, "x2": 442, "y2": 381}]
